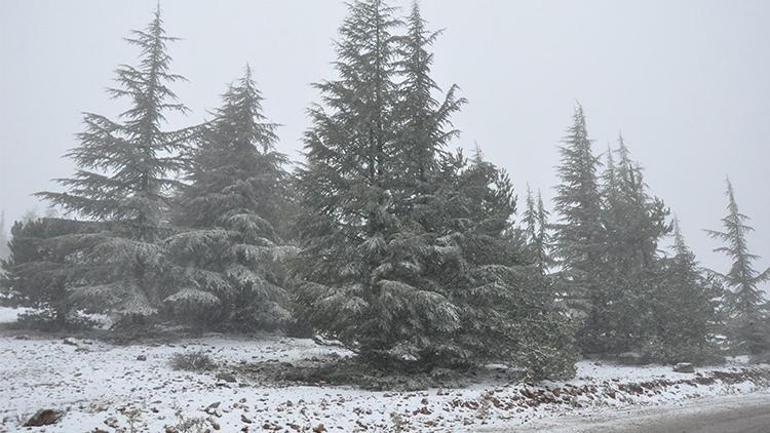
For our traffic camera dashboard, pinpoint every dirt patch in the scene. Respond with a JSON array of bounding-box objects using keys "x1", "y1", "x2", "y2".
[{"x1": 232, "y1": 356, "x2": 525, "y2": 391}]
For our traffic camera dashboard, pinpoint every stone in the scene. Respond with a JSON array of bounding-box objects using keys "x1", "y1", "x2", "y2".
[
  {"x1": 673, "y1": 362, "x2": 695, "y2": 373},
  {"x1": 216, "y1": 372, "x2": 237, "y2": 383},
  {"x1": 23, "y1": 409, "x2": 63, "y2": 427},
  {"x1": 136, "y1": 354, "x2": 147, "y2": 361}
]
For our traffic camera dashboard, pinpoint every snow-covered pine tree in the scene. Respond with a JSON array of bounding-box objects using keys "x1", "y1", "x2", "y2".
[
  {"x1": 648, "y1": 219, "x2": 721, "y2": 363},
  {"x1": 295, "y1": 0, "x2": 465, "y2": 363},
  {"x1": 595, "y1": 136, "x2": 670, "y2": 354},
  {"x1": 165, "y1": 67, "x2": 294, "y2": 330},
  {"x1": 706, "y1": 179, "x2": 770, "y2": 354},
  {"x1": 436, "y1": 151, "x2": 576, "y2": 379},
  {"x1": 552, "y1": 105, "x2": 605, "y2": 352},
  {"x1": 36, "y1": 7, "x2": 194, "y2": 322}
]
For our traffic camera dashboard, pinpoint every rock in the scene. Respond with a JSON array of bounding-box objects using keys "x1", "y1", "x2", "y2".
[
  {"x1": 63, "y1": 337, "x2": 80, "y2": 346},
  {"x1": 24, "y1": 409, "x2": 63, "y2": 427},
  {"x1": 241, "y1": 414, "x2": 252, "y2": 424},
  {"x1": 205, "y1": 401, "x2": 222, "y2": 417},
  {"x1": 216, "y1": 372, "x2": 237, "y2": 383},
  {"x1": 208, "y1": 417, "x2": 221, "y2": 430},
  {"x1": 136, "y1": 354, "x2": 147, "y2": 361},
  {"x1": 313, "y1": 424, "x2": 327, "y2": 433},
  {"x1": 674, "y1": 362, "x2": 695, "y2": 373},
  {"x1": 104, "y1": 416, "x2": 120, "y2": 428}
]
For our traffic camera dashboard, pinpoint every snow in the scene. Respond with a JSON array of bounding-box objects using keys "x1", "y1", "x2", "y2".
[
  {"x1": 0, "y1": 306, "x2": 27, "y2": 324},
  {"x1": 0, "y1": 306, "x2": 769, "y2": 433}
]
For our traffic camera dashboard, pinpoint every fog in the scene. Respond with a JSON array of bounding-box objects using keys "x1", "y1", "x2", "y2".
[{"x1": 1, "y1": 0, "x2": 768, "y2": 275}]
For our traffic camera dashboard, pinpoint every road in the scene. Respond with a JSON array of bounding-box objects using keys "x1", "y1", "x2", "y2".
[{"x1": 486, "y1": 393, "x2": 770, "y2": 433}]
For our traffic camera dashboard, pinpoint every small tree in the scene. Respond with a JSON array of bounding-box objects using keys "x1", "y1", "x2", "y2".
[
  {"x1": 647, "y1": 219, "x2": 721, "y2": 363},
  {"x1": 706, "y1": 178, "x2": 769, "y2": 354},
  {"x1": 436, "y1": 152, "x2": 576, "y2": 378},
  {"x1": 522, "y1": 186, "x2": 552, "y2": 275},
  {"x1": 0, "y1": 218, "x2": 100, "y2": 328}
]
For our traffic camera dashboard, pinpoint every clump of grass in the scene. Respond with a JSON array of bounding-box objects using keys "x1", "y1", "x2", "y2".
[
  {"x1": 169, "y1": 350, "x2": 215, "y2": 372},
  {"x1": 169, "y1": 412, "x2": 210, "y2": 433}
]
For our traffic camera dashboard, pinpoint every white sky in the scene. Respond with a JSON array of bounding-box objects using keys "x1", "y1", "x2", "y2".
[{"x1": 1, "y1": 0, "x2": 768, "y2": 279}]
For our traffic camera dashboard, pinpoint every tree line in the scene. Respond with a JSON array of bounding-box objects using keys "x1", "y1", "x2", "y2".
[{"x1": 2, "y1": 0, "x2": 768, "y2": 379}]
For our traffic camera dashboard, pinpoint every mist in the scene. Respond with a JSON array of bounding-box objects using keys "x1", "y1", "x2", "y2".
[{"x1": 2, "y1": 0, "x2": 768, "y2": 274}]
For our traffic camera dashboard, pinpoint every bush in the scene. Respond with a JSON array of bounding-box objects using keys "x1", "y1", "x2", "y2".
[
  {"x1": 284, "y1": 317, "x2": 314, "y2": 338},
  {"x1": 750, "y1": 351, "x2": 770, "y2": 365},
  {"x1": 167, "y1": 413, "x2": 210, "y2": 433},
  {"x1": 639, "y1": 335, "x2": 723, "y2": 366},
  {"x1": 15, "y1": 308, "x2": 98, "y2": 332},
  {"x1": 169, "y1": 351, "x2": 215, "y2": 372}
]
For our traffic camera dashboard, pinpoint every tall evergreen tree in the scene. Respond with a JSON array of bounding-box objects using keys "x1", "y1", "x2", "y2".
[
  {"x1": 706, "y1": 178, "x2": 770, "y2": 354},
  {"x1": 522, "y1": 186, "x2": 552, "y2": 275},
  {"x1": 296, "y1": 0, "x2": 457, "y2": 361},
  {"x1": 552, "y1": 105, "x2": 606, "y2": 355},
  {"x1": 36, "y1": 7, "x2": 193, "y2": 320},
  {"x1": 165, "y1": 67, "x2": 294, "y2": 330},
  {"x1": 592, "y1": 136, "x2": 670, "y2": 354}
]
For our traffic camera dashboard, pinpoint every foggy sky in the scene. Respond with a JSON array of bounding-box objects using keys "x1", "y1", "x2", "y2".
[{"x1": 1, "y1": 0, "x2": 768, "y2": 278}]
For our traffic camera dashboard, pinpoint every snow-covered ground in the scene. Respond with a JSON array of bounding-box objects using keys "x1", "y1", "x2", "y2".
[{"x1": 1, "y1": 306, "x2": 769, "y2": 433}]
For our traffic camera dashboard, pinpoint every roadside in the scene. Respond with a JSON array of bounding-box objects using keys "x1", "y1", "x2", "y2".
[{"x1": 489, "y1": 392, "x2": 770, "y2": 433}]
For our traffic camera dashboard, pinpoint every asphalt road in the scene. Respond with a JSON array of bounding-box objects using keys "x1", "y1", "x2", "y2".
[
  {"x1": 605, "y1": 402, "x2": 770, "y2": 433},
  {"x1": 489, "y1": 394, "x2": 770, "y2": 433}
]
